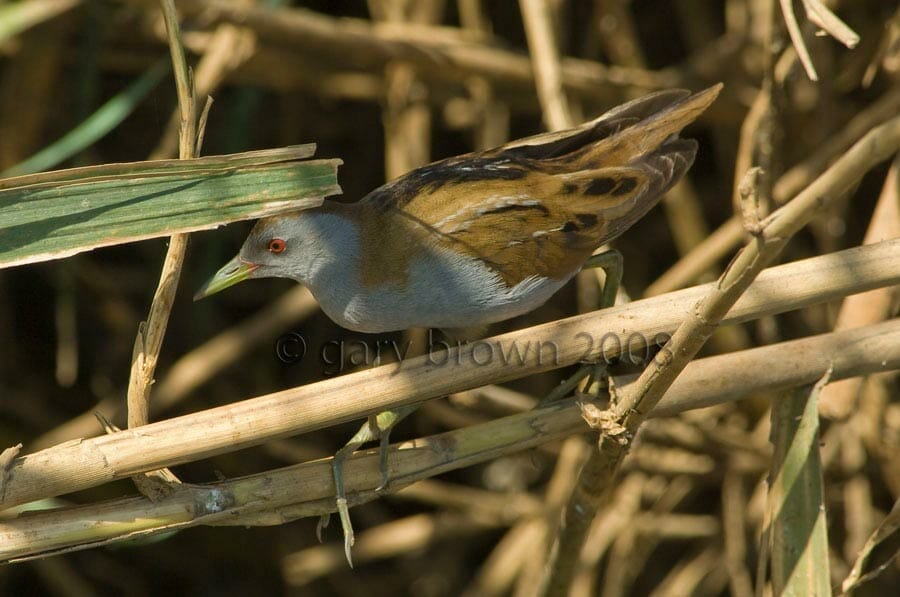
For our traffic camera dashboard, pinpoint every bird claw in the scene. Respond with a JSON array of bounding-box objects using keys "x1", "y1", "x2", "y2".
[
  {"x1": 315, "y1": 513, "x2": 330, "y2": 543},
  {"x1": 336, "y1": 496, "x2": 355, "y2": 568},
  {"x1": 375, "y1": 475, "x2": 390, "y2": 494}
]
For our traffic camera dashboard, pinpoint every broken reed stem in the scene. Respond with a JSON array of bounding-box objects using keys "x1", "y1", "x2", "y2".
[
  {"x1": 124, "y1": 0, "x2": 197, "y2": 493},
  {"x1": 778, "y1": 0, "x2": 860, "y2": 82},
  {"x1": 778, "y1": 0, "x2": 818, "y2": 81},
  {"x1": 150, "y1": 21, "x2": 255, "y2": 160},
  {"x1": 2, "y1": 318, "x2": 899, "y2": 561},
  {"x1": 538, "y1": 114, "x2": 900, "y2": 596},
  {"x1": 161, "y1": 0, "x2": 196, "y2": 159}
]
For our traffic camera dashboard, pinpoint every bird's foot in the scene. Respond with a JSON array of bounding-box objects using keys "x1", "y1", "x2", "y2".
[{"x1": 324, "y1": 405, "x2": 419, "y2": 566}]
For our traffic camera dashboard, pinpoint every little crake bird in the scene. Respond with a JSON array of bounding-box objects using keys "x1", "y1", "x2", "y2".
[
  {"x1": 195, "y1": 85, "x2": 722, "y2": 327},
  {"x1": 196, "y1": 84, "x2": 722, "y2": 564}
]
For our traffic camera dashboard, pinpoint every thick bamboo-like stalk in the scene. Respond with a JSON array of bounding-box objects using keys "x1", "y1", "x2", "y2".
[
  {"x1": 0, "y1": 239, "x2": 898, "y2": 510},
  {"x1": 1, "y1": 318, "x2": 898, "y2": 561}
]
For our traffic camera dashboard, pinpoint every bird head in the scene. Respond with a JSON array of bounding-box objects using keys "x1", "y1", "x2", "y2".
[{"x1": 193, "y1": 215, "x2": 308, "y2": 301}]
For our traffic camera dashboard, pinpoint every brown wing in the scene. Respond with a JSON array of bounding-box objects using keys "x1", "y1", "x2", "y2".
[
  {"x1": 360, "y1": 85, "x2": 720, "y2": 286},
  {"x1": 425, "y1": 167, "x2": 653, "y2": 284},
  {"x1": 395, "y1": 142, "x2": 694, "y2": 285}
]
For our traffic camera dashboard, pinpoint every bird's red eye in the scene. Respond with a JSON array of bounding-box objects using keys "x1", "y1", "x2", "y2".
[{"x1": 267, "y1": 238, "x2": 286, "y2": 254}]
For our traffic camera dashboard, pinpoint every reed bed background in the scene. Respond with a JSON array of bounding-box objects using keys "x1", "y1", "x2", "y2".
[{"x1": 1, "y1": 0, "x2": 898, "y2": 595}]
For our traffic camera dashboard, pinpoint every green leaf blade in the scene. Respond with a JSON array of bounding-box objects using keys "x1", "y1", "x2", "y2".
[
  {"x1": 767, "y1": 374, "x2": 832, "y2": 597},
  {"x1": 0, "y1": 148, "x2": 342, "y2": 268}
]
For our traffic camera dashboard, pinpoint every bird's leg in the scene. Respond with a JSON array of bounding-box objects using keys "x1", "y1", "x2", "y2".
[
  {"x1": 579, "y1": 249, "x2": 623, "y2": 399},
  {"x1": 543, "y1": 249, "x2": 622, "y2": 405},
  {"x1": 542, "y1": 361, "x2": 611, "y2": 406},
  {"x1": 581, "y1": 248, "x2": 623, "y2": 310},
  {"x1": 542, "y1": 363, "x2": 593, "y2": 404},
  {"x1": 319, "y1": 404, "x2": 419, "y2": 566}
]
